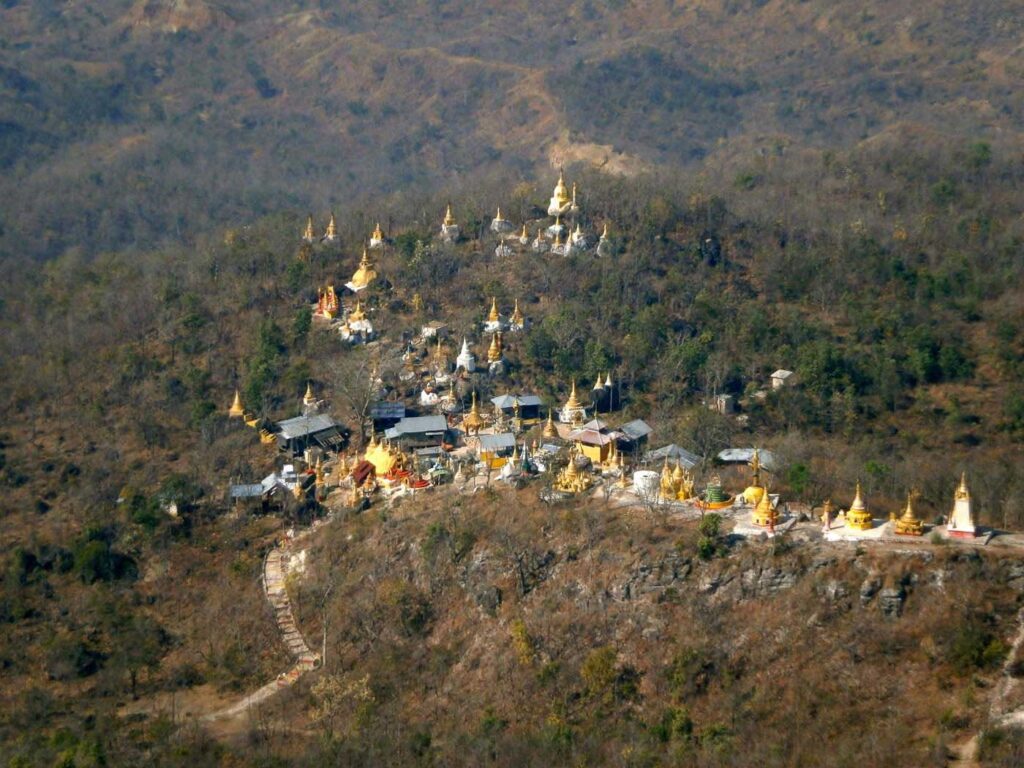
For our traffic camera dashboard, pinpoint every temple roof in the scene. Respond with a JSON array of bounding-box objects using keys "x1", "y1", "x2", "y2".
[
  {"x1": 276, "y1": 414, "x2": 339, "y2": 440},
  {"x1": 645, "y1": 444, "x2": 700, "y2": 469}
]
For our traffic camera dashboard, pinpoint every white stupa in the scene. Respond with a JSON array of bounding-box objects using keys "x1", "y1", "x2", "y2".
[
  {"x1": 947, "y1": 473, "x2": 977, "y2": 538},
  {"x1": 456, "y1": 337, "x2": 476, "y2": 373}
]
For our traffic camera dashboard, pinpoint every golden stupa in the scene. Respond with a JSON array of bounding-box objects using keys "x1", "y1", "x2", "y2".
[
  {"x1": 752, "y1": 487, "x2": 779, "y2": 528},
  {"x1": 349, "y1": 300, "x2": 366, "y2": 322},
  {"x1": 443, "y1": 204, "x2": 456, "y2": 227},
  {"x1": 325, "y1": 213, "x2": 338, "y2": 240},
  {"x1": 550, "y1": 171, "x2": 571, "y2": 211},
  {"x1": 487, "y1": 332, "x2": 504, "y2": 363},
  {"x1": 511, "y1": 299, "x2": 524, "y2": 327},
  {"x1": 350, "y1": 249, "x2": 377, "y2": 290},
  {"x1": 372, "y1": 222, "x2": 383, "y2": 241},
  {"x1": 302, "y1": 214, "x2": 315, "y2": 242},
  {"x1": 743, "y1": 449, "x2": 766, "y2": 506},
  {"x1": 303, "y1": 382, "x2": 316, "y2": 409},
  {"x1": 553, "y1": 446, "x2": 592, "y2": 494},
  {"x1": 462, "y1": 391, "x2": 487, "y2": 435},
  {"x1": 845, "y1": 482, "x2": 873, "y2": 531},
  {"x1": 893, "y1": 492, "x2": 924, "y2": 536},
  {"x1": 228, "y1": 389, "x2": 245, "y2": 418},
  {"x1": 487, "y1": 296, "x2": 500, "y2": 323},
  {"x1": 364, "y1": 433, "x2": 399, "y2": 476},
  {"x1": 543, "y1": 410, "x2": 559, "y2": 439}
]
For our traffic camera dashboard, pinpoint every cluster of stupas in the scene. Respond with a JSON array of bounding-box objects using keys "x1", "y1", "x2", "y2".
[
  {"x1": 302, "y1": 213, "x2": 339, "y2": 244},
  {"x1": 433, "y1": 173, "x2": 611, "y2": 258},
  {"x1": 821, "y1": 474, "x2": 977, "y2": 539},
  {"x1": 659, "y1": 459, "x2": 696, "y2": 502}
]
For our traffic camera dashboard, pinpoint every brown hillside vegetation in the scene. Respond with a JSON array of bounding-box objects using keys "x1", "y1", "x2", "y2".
[{"x1": 1, "y1": 0, "x2": 1022, "y2": 260}]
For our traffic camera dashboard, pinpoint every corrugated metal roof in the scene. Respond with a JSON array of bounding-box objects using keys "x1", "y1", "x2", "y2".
[
  {"x1": 229, "y1": 484, "x2": 263, "y2": 499},
  {"x1": 371, "y1": 402, "x2": 406, "y2": 418},
  {"x1": 478, "y1": 433, "x2": 515, "y2": 451},
  {"x1": 386, "y1": 415, "x2": 448, "y2": 436},
  {"x1": 717, "y1": 448, "x2": 779, "y2": 471},
  {"x1": 491, "y1": 394, "x2": 543, "y2": 409},
  {"x1": 645, "y1": 444, "x2": 701, "y2": 469},
  {"x1": 620, "y1": 419, "x2": 653, "y2": 439},
  {"x1": 276, "y1": 414, "x2": 338, "y2": 440}
]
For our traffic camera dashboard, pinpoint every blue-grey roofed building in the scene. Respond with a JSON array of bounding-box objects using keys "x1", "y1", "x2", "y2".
[
  {"x1": 274, "y1": 414, "x2": 345, "y2": 454},
  {"x1": 490, "y1": 394, "x2": 543, "y2": 420},
  {"x1": 371, "y1": 402, "x2": 406, "y2": 431},
  {"x1": 645, "y1": 444, "x2": 701, "y2": 469},
  {"x1": 384, "y1": 415, "x2": 450, "y2": 448}
]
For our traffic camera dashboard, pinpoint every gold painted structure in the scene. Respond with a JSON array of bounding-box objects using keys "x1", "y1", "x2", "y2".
[
  {"x1": 553, "y1": 445, "x2": 592, "y2": 495},
  {"x1": 462, "y1": 391, "x2": 487, "y2": 435},
  {"x1": 350, "y1": 249, "x2": 377, "y2": 289},
  {"x1": 845, "y1": 482, "x2": 873, "y2": 531},
  {"x1": 893, "y1": 493, "x2": 924, "y2": 536},
  {"x1": 228, "y1": 389, "x2": 245, "y2": 418}
]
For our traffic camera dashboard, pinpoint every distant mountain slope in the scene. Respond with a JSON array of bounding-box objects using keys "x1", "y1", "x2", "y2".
[{"x1": 0, "y1": 0, "x2": 1021, "y2": 260}]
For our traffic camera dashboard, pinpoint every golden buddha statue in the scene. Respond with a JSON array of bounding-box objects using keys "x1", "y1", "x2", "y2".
[
  {"x1": 893, "y1": 492, "x2": 924, "y2": 536},
  {"x1": 659, "y1": 457, "x2": 677, "y2": 501},
  {"x1": 845, "y1": 482, "x2": 873, "y2": 531},
  {"x1": 821, "y1": 499, "x2": 833, "y2": 528},
  {"x1": 228, "y1": 389, "x2": 245, "y2": 418},
  {"x1": 548, "y1": 171, "x2": 572, "y2": 215},
  {"x1": 349, "y1": 248, "x2": 377, "y2": 290}
]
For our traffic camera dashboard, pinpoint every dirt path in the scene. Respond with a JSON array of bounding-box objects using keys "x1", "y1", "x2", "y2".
[
  {"x1": 202, "y1": 539, "x2": 320, "y2": 722},
  {"x1": 949, "y1": 607, "x2": 1024, "y2": 766}
]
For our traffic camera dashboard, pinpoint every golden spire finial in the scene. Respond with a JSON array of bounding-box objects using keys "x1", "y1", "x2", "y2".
[
  {"x1": 511, "y1": 298, "x2": 524, "y2": 325},
  {"x1": 852, "y1": 481, "x2": 864, "y2": 510},
  {"x1": 444, "y1": 204, "x2": 455, "y2": 227},
  {"x1": 495, "y1": 206, "x2": 503, "y2": 221},
  {"x1": 326, "y1": 212, "x2": 338, "y2": 238},
  {"x1": 957, "y1": 471, "x2": 970, "y2": 498},
  {"x1": 521, "y1": 223, "x2": 528, "y2": 238},
  {"x1": 487, "y1": 331, "x2": 503, "y2": 363},
  {"x1": 372, "y1": 221, "x2": 383, "y2": 239},
  {"x1": 303, "y1": 214, "x2": 315, "y2": 241},
  {"x1": 488, "y1": 296, "x2": 500, "y2": 322},
  {"x1": 543, "y1": 409, "x2": 558, "y2": 438},
  {"x1": 565, "y1": 379, "x2": 581, "y2": 410},
  {"x1": 229, "y1": 389, "x2": 245, "y2": 418},
  {"x1": 554, "y1": 230, "x2": 563, "y2": 247}
]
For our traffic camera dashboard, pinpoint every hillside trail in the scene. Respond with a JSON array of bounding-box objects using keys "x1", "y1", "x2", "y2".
[
  {"x1": 949, "y1": 606, "x2": 1024, "y2": 766},
  {"x1": 202, "y1": 527, "x2": 322, "y2": 722}
]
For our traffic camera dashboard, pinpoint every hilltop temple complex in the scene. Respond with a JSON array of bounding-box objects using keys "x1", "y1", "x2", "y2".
[{"x1": 224, "y1": 175, "x2": 997, "y2": 550}]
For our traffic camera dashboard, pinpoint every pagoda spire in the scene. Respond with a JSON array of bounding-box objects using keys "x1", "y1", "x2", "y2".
[{"x1": 229, "y1": 389, "x2": 245, "y2": 418}]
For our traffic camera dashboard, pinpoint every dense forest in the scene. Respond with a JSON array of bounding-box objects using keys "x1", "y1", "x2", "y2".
[{"x1": 3, "y1": 0, "x2": 1024, "y2": 765}]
